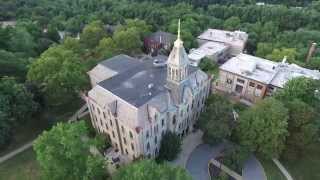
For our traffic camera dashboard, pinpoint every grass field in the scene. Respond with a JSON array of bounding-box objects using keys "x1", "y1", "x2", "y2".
[
  {"x1": 0, "y1": 149, "x2": 40, "y2": 180},
  {"x1": 259, "y1": 158, "x2": 286, "y2": 180},
  {"x1": 0, "y1": 99, "x2": 84, "y2": 156},
  {"x1": 0, "y1": 99, "x2": 84, "y2": 180},
  {"x1": 282, "y1": 142, "x2": 320, "y2": 180}
]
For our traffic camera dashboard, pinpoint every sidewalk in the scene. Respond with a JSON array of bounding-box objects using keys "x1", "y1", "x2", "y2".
[
  {"x1": 272, "y1": 158, "x2": 293, "y2": 180},
  {"x1": 171, "y1": 130, "x2": 203, "y2": 167},
  {"x1": 0, "y1": 141, "x2": 33, "y2": 164}
]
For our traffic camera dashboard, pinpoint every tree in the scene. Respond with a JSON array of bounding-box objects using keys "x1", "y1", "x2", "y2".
[
  {"x1": 95, "y1": 37, "x2": 117, "y2": 60},
  {"x1": 222, "y1": 146, "x2": 250, "y2": 174},
  {"x1": 274, "y1": 77, "x2": 320, "y2": 108},
  {"x1": 306, "y1": 57, "x2": 320, "y2": 70},
  {"x1": 157, "y1": 132, "x2": 181, "y2": 162},
  {"x1": 266, "y1": 48, "x2": 298, "y2": 62},
  {"x1": 27, "y1": 46, "x2": 88, "y2": 105},
  {"x1": 0, "y1": 77, "x2": 38, "y2": 148},
  {"x1": 198, "y1": 58, "x2": 218, "y2": 75},
  {"x1": 80, "y1": 20, "x2": 107, "y2": 49},
  {"x1": 223, "y1": 16, "x2": 241, "y2": 31},
  {"x1": 199, "y1": 95, "x2": 235, "y2": 144},
  {"x1": 113, "y1": 160, "x2": 192, "y2": 180},
  {"x1": 0, "y1": 77, "x2": 38, "y2": 124},
  {"x1": 33, "y1": 121, "x2": 106, "y2": 180},
  {"x1": 282, "y1": 99, "x2": 318, "y2": 159},
  {"x1": 255, "y1": 43, "x2": 273, "y2": 58},
  {"x1": 236, "y1": 98, "x2": 289, "y2": 158},
  {"x1": 113, "y1": 28, "x2": 142, "y2": 54},
  {"x1": 117, "y1": 19, "x2": 151, "y2": 39},
  {"x1": 8, "y1": 27, "x2": 36, "y2": 56}
]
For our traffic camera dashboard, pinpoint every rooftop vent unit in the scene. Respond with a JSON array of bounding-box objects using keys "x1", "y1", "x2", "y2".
[{"x1": 153, "y1": 59, "x2": 167, "y2": 67}]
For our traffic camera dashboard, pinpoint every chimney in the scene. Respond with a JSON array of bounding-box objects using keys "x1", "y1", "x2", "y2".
[{"x1": 306, "y1": 42, "x2": 317, "y2": 63}]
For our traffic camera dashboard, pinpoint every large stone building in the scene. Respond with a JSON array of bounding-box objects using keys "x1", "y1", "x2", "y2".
[
  {"x1": 86, "y1": 22, "x2": 211, "y2": 161},
  {"x1": 215, "y1": 53, "x2": 320, "y2": 103}
]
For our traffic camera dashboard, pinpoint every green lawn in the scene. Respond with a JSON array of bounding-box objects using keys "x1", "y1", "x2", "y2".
[
  {"x1": 0, "y1": 99, "x2": 84, "y2": 156},
  {"x1": 259, "y1": 158, "x2": 286, "y2": 180},
  {"x1": 0, "y1": 149, "x2": 40, "y2": 180},
  {"x1": 282, "y1": 142, "x2": 320, "y2": 180},
  {"x1": 0, "y1": 99, "x2": 84, "y2": 180}
]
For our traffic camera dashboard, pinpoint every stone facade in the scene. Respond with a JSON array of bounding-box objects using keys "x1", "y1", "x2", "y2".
[{"x1": 86, "y1": 22, "x2": 211, "y2": 161}]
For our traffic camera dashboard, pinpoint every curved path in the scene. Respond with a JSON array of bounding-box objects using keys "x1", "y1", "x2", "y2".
[
  {"x1": 243, "y1": 155, "x2": 267, "y2": 180},
  {"x1": 186, "y1": 144, "x2": 226, "y2": 180}
]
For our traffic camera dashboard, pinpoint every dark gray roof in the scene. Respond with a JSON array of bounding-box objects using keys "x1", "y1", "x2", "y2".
[
  {"x1": 99, "y1": 54, "x2": 142, "y2": 73},
  {"x1": 98, "y1": 56, "x2": 198, "y2": 107}
]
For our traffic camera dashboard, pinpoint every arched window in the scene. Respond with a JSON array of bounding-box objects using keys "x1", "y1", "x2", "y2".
[{"x1": 172, "y1": 115, "x2": 176, "y2": 125}]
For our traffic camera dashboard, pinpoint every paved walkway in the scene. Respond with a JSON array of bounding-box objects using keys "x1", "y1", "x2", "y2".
[
  {"x1": 0, "y1": 141, "x2": 33, "y2": 164},
  {"x1": 172, "y1": 131, "x2": 203, "y2": 167},
  {"x1": 243, "y1": 155, "x2": 267, "y2": 180},
  {"x1": 0, "y1": 104, "x2": 89, "y2": 164},
  {"x1": 272, "y1": 158, "x2": 293, "y2": 180},
  {"x1": 186, "y1": 143, "x2": 227, "y2": 180}
]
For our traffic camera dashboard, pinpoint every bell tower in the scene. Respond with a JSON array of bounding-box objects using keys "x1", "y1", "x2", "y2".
[{"x1": 167, "y1": 19, "x2": 189, "y2": 84}]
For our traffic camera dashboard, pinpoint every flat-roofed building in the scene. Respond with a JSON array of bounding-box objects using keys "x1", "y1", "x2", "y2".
[
  {"x1": 188, "y1": 41, "x2": 229, "y2": 66},
  {"x1": 215, "y1": 54, "x2": 320, "y2": 103},
  {"x1": 197, "y1": 29, "x2": 248, "y2": 56}
]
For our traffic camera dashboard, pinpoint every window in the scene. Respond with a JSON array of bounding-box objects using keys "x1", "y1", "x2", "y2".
[
  {"x1": 249, "y1": 82, "x2": 255, "y2": 87},
  {"x1": 100, "y1": 119, "x2": 103, "y2": 126},
  {"x1": 147, "y1": 142, "x2": 150, "y2": 151},
  {"x1": 226, "y1": 78, "x2": 233, "y2": 84},
  {"x1": 129, "y1": 131, "x2": 133, "y2": 139},
  {"x1": 237, "y1": 78, "x2": 245, "y2": 84},
  {"x1": 125, "y1": 149, "x2": 128, "y2": 155},
  {"x1": 110, "y1": 120, "x2": 113, "y2": 127},
  {"x1": 172, "y1": 115, "x2": 176, "y2": 125},
  {"x1": 121, "y1": 126, "x2": 125, "y2": 133},
  {"x1": 146, "y1": 131, "x2": 149, "y2": 139},
  {"x1": 112, "y1": 131, "x2": 115, "y2": 138},
  {"x1": 97, "y1": 108, "x2": 100, "y2": 115},
  {"x1": 154, "y1": 136, "x2": 158, "y2": 144},
  {"x1": 161, "y1": 119, "x2": 164, "y2": 127},
  {"x1": 123, "y1": 137, "x2": 127, "y2": 145},
  {"x1": 154, "y1": 114, "x2": 158, "y2": 121},
  {"x1": 105, "y1": 123, "x2": 108, "y2": 130},
  {"x1": 235, "y1": 85, "x2": 243, "y2": 94},
  {"x1": 131, "y1": 143, "x2": 134, "y2": 151},
  {"x1": 180, "y1": 110, "x2": 183, "y2": 117},
  {"x1": 103, "y1": 112, "x2": 106, "y2": 119},
  {"x1": 257, "y1": 85, "x2": 263, "y2": 90}
]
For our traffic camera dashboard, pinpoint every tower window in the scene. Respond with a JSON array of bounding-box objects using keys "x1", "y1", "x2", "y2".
[{"x1": 172, "y1": 115, "x2": 176, "y2": 125}]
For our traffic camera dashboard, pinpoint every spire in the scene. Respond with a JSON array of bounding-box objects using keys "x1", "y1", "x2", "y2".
[{"x1": 177, "y1": 19, "x2": 181, "y2": 40}]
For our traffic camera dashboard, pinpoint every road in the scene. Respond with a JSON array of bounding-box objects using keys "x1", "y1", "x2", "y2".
[
  {"x1": 242, "y1": 155, "x2": 267, "y2": 180},
  {"x1": 186, "y1": 144, "x2": 226, "y2": 180}
]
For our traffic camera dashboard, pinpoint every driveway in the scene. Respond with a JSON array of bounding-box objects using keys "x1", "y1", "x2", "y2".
[
  {"x1": 243, "y1": 155, "x2": 267, "y2": 180},
  {"x1": 186, "y1": 144, "x2": 226, "y2": 180}
]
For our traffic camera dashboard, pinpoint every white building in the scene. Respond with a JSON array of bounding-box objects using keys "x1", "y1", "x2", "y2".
[
  {"x1": 188, "y1": 41, "x2": 229, "y2": 66},
  {"x1": 86, "y1": 21, "x2": 211, "y2": 161},
  {"x1": 197, "y1": 29, "x2": 248, "y2": 57},
  {"x1": 215, "y1": 54, "x2": 320, "y2": 103}
]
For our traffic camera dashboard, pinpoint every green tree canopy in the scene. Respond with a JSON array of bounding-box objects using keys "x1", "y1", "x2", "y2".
[
  {"x1": 266, "y1": 48, "x2": 298, "y2": 63},
  {"x1": 236, "y1": 98, "x2": 289, "y2": 158},
  {"x1": 33, "y1": 121, "x2": 106, "y2": 180},
  {"x1": 199, "y1": 95, "x2": 235, "y2": 144},
  {"x1": 113, "y1": 28, "x2": 142, "y2": 55},
  {"x1": 80, "y1": 20, "x2": 107, "y2": 49},
  {"x1": 282, "y1": 99, "x2": 318, "y2": 159},
  {"x1": 113, "y1": 160, "x2": 192, "y2": 180},
  {"x1": 157, "y1": 131, "x2": 181, "y2": 162},
  {"x1": 274, "y1": 77, "x2": 320, "y2": 108},
  {"x1": 223, "y1": 16, "x2": 241, "y2": 31},
  {"x1": 0, "y1": 77, "x2": 37, "y2": 148},
  {"x1": 27, "y1": 46, "x2": 88, "y2": 105}
]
